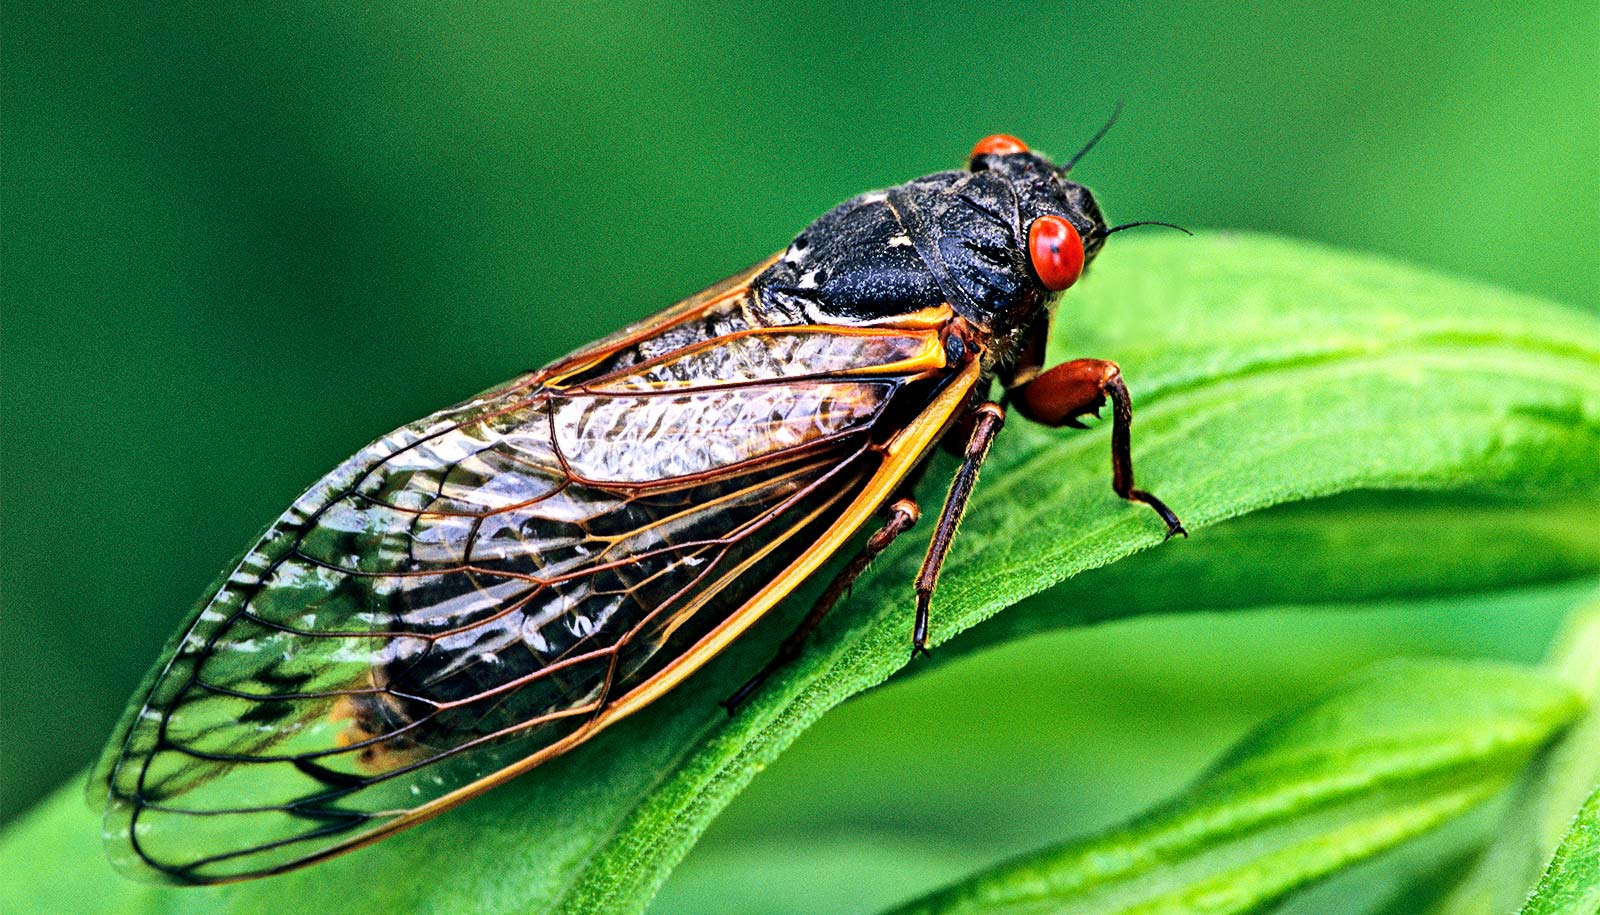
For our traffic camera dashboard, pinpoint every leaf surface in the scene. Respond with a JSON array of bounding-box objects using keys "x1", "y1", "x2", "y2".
[
  {"x1": 3, "y1": 234, "x2": 1598, "y2": 915},
  {"x1": 1520, "y1": 786, "x2": 1600, "y2": 915},
  {"x1": 880, "y1": 660, "x2": 1582, "y2": 915}
]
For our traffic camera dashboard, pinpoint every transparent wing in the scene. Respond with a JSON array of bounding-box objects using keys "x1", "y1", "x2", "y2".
[{"x1": 93, "y1": 276, "x2": 961, "y2": 883}]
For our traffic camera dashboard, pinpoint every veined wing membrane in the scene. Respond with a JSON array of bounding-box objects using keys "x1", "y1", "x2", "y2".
[{"x1": 93, "y1": 307, "x2": 959, "y2": 883}]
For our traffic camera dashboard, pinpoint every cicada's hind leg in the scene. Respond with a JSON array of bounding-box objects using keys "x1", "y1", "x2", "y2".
[
  {"x1": 1010, "y1": 358, "x2": 1186, "y2": 539},
  {"x1": 721, "y1": 498, "x2": 921, "y2": 713},
  {"x1": 911, "y1": 401, "x2": 1007, "y2": 659}
]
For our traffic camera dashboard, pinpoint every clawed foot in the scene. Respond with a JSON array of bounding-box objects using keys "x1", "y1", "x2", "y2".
[{"x1": 720, "y1": 667, "x2": 773, "y2": 715}]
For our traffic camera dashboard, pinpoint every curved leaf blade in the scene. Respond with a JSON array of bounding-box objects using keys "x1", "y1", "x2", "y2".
[
  {"x1": 950, "y1": 489, "x2": 1600, "y2": 657},
  {"x1": 1407, "y1": 595, "x2": 1600, "y2": 914},
  {"x1": 879, "y1": 660, "x2": 1583, "y2": 915},
  {"x1": 1519, "y1": 785, "x2": 1600, "y2": 915}
]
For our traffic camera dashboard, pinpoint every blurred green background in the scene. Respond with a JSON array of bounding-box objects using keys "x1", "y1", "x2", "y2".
[{"x1": 3, "y1": 1, "x2": 1596, "y2": 910}]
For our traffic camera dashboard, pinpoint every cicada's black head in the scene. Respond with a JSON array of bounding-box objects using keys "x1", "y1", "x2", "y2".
[{"x1": 753, "y1": 133, "x2": 1124, "y2": 366}]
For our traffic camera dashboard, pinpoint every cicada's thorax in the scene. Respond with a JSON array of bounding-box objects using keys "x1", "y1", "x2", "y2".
[{"x1": 749, "y1": 152, "x2": 1110, "y2": 379}]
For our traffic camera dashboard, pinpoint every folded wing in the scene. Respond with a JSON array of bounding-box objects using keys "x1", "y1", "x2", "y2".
[{"x1": 94, "y1": 282, "x2": 963, "y2": 883}]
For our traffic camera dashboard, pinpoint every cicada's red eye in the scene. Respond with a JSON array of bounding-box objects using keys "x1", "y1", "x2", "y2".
[
  {"x1": 969, "y1": 133, "x2": 1029, "y2": 166},
  {"x1": 1027, "y1": 215, "x2": 1085, "y2": 291}
]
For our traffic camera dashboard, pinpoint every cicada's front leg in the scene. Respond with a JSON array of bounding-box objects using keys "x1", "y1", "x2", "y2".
[{"x1": 1010, "y1": 357, "x2": 1186, "y2": 539}]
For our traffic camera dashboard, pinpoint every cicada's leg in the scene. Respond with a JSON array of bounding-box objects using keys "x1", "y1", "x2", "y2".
[
  {"x1": 1011, "y1": 358, "x2": 1186, "y2": 539},
  {"x1": 912, "y1": 401, "x2": 1006, "y2": 658},
  {"x1": 721, "y1": 498, "x2": 921, "y2": 713}
]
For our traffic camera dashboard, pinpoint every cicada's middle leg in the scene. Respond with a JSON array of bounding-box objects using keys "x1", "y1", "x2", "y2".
[{"x1": 911, "y1": 401, "x2": 1006, "y2": 659}]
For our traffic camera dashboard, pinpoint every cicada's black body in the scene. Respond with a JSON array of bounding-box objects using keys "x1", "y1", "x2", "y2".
[
  {"x1": 755, "y1": 151, "x2": 1108, "y2": 361},
  {"x1": 93, "y1": 129, "x2": 1182, "y2": 884}
]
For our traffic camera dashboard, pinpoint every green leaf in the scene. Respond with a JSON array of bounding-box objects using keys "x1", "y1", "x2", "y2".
[
  {"x1": 947, "y1": 489, "x2": 1600, "y2": 659},
  {"x1": 4, "y1": 234, "x2": 1599, "y2": 915},
  {"x1": 877, "y1": 660, "x2": 1583, "y2": 915},
  {"x1": 1520, "y1": 786, "x2": 1600, "y2": 915},
  {"x1": 654, "y1": 582, "x2": 1591, "y2": 915},
  {"x1": 1404, "y1": 596, "x2": 1600, "y2": 915}
]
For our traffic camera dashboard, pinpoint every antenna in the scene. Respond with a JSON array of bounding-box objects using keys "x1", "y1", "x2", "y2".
[
  {"x1": 1059, "y1": 101, "x2": 1124, "y2": 174},
  {"x1": 1093, "y1": 220, "x2": 1193, "y2": 239}
]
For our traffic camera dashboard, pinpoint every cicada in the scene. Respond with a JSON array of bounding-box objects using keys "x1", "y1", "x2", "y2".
[{"x1": 93, "y1": 127, "x2": 1186, "y2": 884}]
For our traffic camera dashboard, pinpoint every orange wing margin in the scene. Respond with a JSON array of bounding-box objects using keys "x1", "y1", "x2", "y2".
[
  {"x1": 93, "y1": 245, "x2": 981, "y2": 882},
  {"x1": 234, "y1": 357, "x2": 982, "y2": 881}
]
